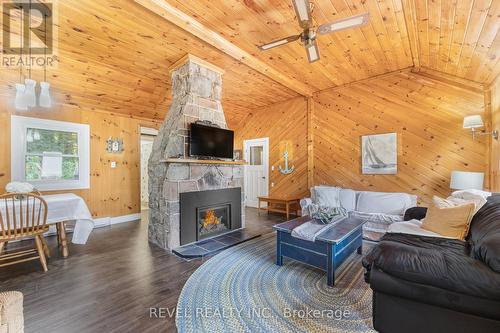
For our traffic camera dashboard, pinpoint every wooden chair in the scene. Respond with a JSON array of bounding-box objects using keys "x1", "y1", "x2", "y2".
[
  {"x1": 29, "y1": 190, "x2": 69, "y2": 258},
  {"x1": 0, "y1": 193, "x2": 50, "y2": 272}
]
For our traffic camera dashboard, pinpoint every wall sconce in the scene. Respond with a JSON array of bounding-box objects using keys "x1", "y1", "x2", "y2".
[{"x1": 463, "y1": 115, "x2": 498, "y2": 140}]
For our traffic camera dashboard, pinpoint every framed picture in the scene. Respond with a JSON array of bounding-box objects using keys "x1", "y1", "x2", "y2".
[
  {"x1": 361, "y1": 133, "x2": 397, "y2": 174},
  {"x1": 233, "y1": 149, "x2": 243, "y2": 161}
]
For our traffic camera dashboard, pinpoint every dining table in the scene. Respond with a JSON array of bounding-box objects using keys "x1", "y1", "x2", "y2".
[
  {"x1": 1, "y1": 193, "x2": 95, "y2": 258},
  {"x1": 42, "y1": 193, "x2": 95, "y2": 257}
]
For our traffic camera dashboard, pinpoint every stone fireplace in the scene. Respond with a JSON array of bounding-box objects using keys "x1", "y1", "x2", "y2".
[{"x1": 148, "y1": 54, "x2": 245, "y2": 250}]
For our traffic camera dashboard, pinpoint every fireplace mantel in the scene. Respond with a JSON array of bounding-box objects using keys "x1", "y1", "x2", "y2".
[{"x1": 161, "y1": 158, "x2": 246, "y2": 165}]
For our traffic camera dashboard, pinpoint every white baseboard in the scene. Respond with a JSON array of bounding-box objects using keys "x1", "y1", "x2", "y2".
[
  {"x1": 94, "y1": 213, "x2": 141, "y2": 228},
  {"x1": 9, "y1": 213, "x2": 141, "y2": 243}
]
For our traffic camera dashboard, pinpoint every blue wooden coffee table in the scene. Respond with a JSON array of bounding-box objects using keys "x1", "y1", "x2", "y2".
[{"x1": 273, "y1": 216, "x2": 364, "y2": 287}]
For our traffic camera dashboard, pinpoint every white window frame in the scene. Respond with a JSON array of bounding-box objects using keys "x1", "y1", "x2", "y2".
[{"x1": 11, "y1": 115, "x2": 90, "y2": 191}]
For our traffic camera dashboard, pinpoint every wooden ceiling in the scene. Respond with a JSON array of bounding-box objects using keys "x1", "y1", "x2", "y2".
[
  {"x1": 162, "y1": 0, "x2": 500, "y2": 89},
  {"x1": 0, "y1": 0, "x2": 299, "y2": 126},
  {"x1": 163, "y1": 0, "x2": 415, "y2": 91},
  {"x1": 410, "y1": 0, "x2": 500, "y2": 84},
  {"x1": 1, "y1": 0, "x2": 500, "y2": 126}
]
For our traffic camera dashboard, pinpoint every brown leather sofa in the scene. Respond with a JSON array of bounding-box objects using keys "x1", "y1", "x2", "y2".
[{"x1": 363, "y1": 195, "x2": 500, "y2": 333}]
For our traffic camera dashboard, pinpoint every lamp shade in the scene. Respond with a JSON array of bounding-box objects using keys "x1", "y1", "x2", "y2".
[
  {"x1": 450, "y1": 171, "x2": 484, "y2": 190},
  {"x1": 39, "y1": 82, "x2": 52, "y2": 108},
  {"x1": 463, "y1": 115, "x2": 484, "y2": 129},
  {"x1": 14, "y1": 83, "x2": 28, "y2": 111},
  {"x1": 24, "y1": 79, "x2": 37, "y2": 108}
]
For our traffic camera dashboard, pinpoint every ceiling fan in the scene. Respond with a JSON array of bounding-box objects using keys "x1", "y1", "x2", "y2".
[{"x1": 258, "y1": 0, "x2": 369, "y2": 63}]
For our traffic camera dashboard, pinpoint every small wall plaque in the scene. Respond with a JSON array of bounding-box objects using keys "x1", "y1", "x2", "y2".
[{"x1": 106, "y1": 137, "x2": 124, "y2": 153}]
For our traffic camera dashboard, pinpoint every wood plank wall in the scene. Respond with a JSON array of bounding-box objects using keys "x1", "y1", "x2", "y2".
[
  {"x1": 234, "y1": 97, "x2": 309, "y2": 198},
  {"x1": 234, "y1": 71, "x2": 487, "y2": 205},
  {"x1": 0, "y1": 102, "x2": 161, "y2": 218},
  {"x1": 490, "y1": 77, "x2": 500, "y2": 191},
  {"x1": 313, "y1": 71, "x2": 486, "y2": 205}
]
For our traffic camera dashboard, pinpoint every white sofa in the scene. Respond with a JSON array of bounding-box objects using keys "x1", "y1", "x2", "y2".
[{"x1": 301, "y1": 186, "x2": 418, "y2": 241}]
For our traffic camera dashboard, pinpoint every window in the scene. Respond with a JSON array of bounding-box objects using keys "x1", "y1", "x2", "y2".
[
  {"x1": 249, "y1": 146, "x2": 263, "y2": 165},
  {"x1": 11, "y1": 116, "x2": 90, "y2": 191}
]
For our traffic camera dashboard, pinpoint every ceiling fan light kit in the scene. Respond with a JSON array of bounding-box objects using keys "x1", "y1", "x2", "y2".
[{"x1": 259, "y1": 0, "x2": 370, "y2": 63}]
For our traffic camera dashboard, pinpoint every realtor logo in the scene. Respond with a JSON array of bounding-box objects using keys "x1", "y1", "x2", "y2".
[{"x1": 1, "y1": 0, "x2": 58, "y2": 68}]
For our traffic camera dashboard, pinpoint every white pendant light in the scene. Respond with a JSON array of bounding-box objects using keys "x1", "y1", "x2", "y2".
[
  {"x1": 15, "y1": 83, "x2": 28, "y2": 110},
  {"x1": 24, "y1": 79, "x2": 37, "y2": 107},
  {"x1": 39, "y1": 82, "x2": 51, "y2": 108}
]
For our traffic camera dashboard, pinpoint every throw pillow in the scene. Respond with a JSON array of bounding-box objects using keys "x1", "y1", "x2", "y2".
[
  {"x1": 433, "y1": 195, "x2": 486, "y2": 214},
  {"x1": 313, "y1": 186, "x2": 341, "y2": 208},
  {"x1": 421, "y1": 203, "x2": 475, "y2": 240},
  {"x1": 451, "y1": 189, "x2": 491, "y2": 200}
]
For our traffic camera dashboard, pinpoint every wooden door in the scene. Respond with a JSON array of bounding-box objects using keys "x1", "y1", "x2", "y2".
[{"x1": 244, "y1": 138, "x2": 269, "y2": 208}]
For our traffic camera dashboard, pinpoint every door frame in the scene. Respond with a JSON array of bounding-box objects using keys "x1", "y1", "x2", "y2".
[
  {"x1": 138, "y1": 125, "x2": 159, "y2": 211},
  {"x1": 243, "y1": 137, "x2": 270, "y2": 207}
]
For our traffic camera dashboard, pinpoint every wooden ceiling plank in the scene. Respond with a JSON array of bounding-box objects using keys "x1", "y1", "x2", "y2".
[
  {"x1": 455, "y1": 0, "x2": 493, "y2": 78},
  {"x1": 401, "y1": 0, "x2": 421, "y2": 68},
  {"x1": 465, "y1": 0, "x2": 500, "y2": 80},
  {"x1": 445, "y1": 0, "x2": 475, "y2": 74},
  {"x1": 415, "y1": 0, "x2": 430, "y2": 67},
  {"x1": 134, "y1": 0, "x2": 314, "y2": 96},
  {"x1": 354, "y1": 0, "x2": 400, "y2": 71},
  {"x1": 331, "y1": 0, "x2": 384, "y2": 74},
  {"x1": 346, "y1": 0, "x2": 398, "y2": 71},
  {"x1": 436, "y1": 0, "x2": 456, "y2": 71},
  {"x1": 483, "y1": 38, "x2": 500, "y2": 83},
  {"x1": 427, "y1": 0, "x2": 442, "y2": 69},
  {"x1": 375, "y1": 0, "x2": 411, "y2": 70},
  {"x1": 340, "y1": 0, "x2": 394, "y2": 74},
  {"x1": 391, "y1": 0, "x2": 414, "y2": 64}
]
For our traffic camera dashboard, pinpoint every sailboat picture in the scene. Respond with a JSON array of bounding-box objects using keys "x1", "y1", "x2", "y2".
[{"x1": 361, "y1": 133, "x2": 397, "y2": 174}]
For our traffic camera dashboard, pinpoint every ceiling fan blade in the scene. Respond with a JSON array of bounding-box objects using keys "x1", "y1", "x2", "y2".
[
  {"x1": 292, "y1": 0, "x2": 313, "y2": 29},
  {"x1": 258, "y1": 35, "x2": 300, "y2": 51},
  {"x1": 305, "y1": 40, "x2": 320, "y2": 63},
  {"x1": 317, "y1": 12, "x2": 369, "y2": 35}
]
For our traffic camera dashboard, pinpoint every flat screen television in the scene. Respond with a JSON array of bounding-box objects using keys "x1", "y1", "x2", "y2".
[{"x1": 189, "y1": 123, "x2": 234, "y2": 159}]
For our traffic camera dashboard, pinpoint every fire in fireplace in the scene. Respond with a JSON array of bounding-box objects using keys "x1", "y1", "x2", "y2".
[
  {"x1": 198, "y1": 204, "x2": 230, "y2": 239},
  {"x1": 180, "y1": 188, "x2": 242, "y2": 246}
]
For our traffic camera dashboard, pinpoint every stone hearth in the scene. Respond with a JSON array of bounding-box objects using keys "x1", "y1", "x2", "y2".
[{"x1": 148, "y1": 54, "x2": 244, "y2": 250}]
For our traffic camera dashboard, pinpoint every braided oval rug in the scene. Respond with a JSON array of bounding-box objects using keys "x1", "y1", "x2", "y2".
[{"x1": 176, "y1": 233, "x2": 375, "y2": 333}]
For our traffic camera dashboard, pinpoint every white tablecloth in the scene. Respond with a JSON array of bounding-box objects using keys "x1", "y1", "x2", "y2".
[
  {"x1": 1, "y1": 193, "x2": 94, "y2": 244},
  {"x1": 42, "y1": 193, "x2": 94, "y2": 244}
]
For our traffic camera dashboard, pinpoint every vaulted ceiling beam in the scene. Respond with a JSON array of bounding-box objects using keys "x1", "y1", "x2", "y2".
[{"x1": 134, "y1": 0, "x2": 314, "y2": 97}]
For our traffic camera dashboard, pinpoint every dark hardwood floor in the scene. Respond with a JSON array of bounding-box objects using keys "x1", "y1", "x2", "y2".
[{"x1": 0, "y1": 208, "x2": 285, "y2": 333}]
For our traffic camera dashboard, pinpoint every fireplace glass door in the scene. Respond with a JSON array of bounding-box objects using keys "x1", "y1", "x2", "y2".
[{"x1": 197, "y1": 204, "x2": 231, "y2": 240}]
